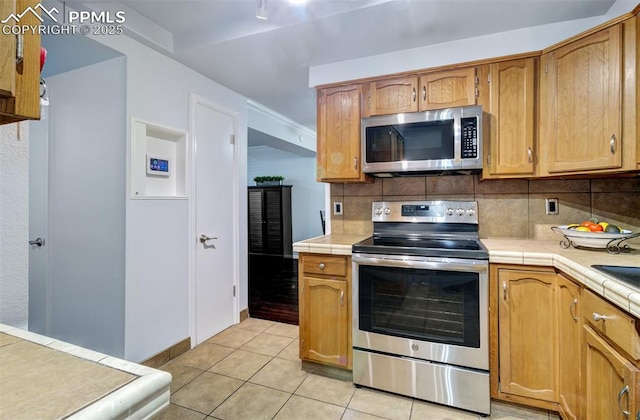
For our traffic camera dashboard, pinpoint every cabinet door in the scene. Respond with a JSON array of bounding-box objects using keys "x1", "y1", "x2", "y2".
[
  {"x1": 263, "y1": 188, "x2": 283, "y2": 254},
  {"x1": 486, "y1": 58, "x2": 536, "y2": 176},
  {"x1": 248, "y1": 189, "x2": 264, "y2": 253},
  {"x1": 557, "y1": 274, "x2": 581, "y2": 420},
  {"x1": 0, "y1": 1, "x2": 16, "y2": 98},
  {"x1": 498, "y1": 269, "x2": 558, "y2": 402},
  {"x1": 300, "y1": 276, "x2": 349, "y2": 368},
  {"x1": 317, "y1": 84, "x2": 367, "y2": 182},
  {"x1": 0, "y1": 0, "x2": 41, "y2": 123},
  {"x1": 542, "y1": 25, "x2": 622, "y2": 173},
  {"x1": 583, "y1": 326, "x2": 639, "y2": 420},
  {"x1": 419, "y1": 67, "x2": 476, "y2": 110},
  {"x1": 366, "y1": 76, "x2": 419, "y2": 116}
]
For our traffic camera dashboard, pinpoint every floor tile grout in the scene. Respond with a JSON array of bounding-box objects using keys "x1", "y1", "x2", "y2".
[{"x1": 160, "y1": 318, "x2": 555, "y2": 420}]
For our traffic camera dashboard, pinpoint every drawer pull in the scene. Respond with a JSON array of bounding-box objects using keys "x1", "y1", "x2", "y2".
[
  {"x1": 617, "y1": 384, "x2": 629, "y2": 417},
  {"x1": 318, "y1": 263, "x2": 325, "y2": 270},
  {"x1": 570, "y1": 298, "x2": 578, "y2": 321},
  {"x1": 340, "y1": 290, "x2": 344, "y2": 306},
  {"x1": 502, "y1": 281, "x2": 507, "y2": 301},
  {"x1": 592, "y1": 312, "x2": 611, "y2": 322}
]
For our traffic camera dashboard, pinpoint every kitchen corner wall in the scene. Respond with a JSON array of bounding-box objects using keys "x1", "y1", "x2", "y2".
[{"x1": 330, "y1": 175, "x2": 640, "y2": 243}]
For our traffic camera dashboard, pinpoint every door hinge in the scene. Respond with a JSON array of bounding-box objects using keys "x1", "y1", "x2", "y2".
[
  {"x1": 230, "y1": 134, "x2": 235, "y2": 145},
  {"x1": 233, "y1": 285, "x2": 236, "y2": 297}
]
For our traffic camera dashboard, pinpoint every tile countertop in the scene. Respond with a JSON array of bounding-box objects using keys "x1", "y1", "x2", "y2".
[
  {"x1": 293, "y1": 235, "x2": 640, "y2": 318},
  {"x1": 0, "y1": 324, "x2": 171, "y2": 419}
]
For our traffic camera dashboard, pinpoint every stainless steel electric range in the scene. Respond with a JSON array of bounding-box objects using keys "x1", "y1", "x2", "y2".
[{"x1": 351, "y1": 200, "x2": 490, "y2": 415}]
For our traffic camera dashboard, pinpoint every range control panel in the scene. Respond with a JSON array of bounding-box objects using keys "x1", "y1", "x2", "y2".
[{"x1": 372, "y1": 200, "x2": 478, "y2": 224}]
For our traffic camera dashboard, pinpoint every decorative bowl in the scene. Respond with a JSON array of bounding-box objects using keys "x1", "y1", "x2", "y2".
[{"x1": 552, "y1": 225, "x2": 633, "y2": 249}]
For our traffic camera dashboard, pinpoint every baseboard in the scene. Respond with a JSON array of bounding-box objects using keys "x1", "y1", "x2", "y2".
[
  {"x1": 301, "y1": 360, "x2": 353, "y2": 382},
  {"x1": 141, "y1": 337, "x2": 191, "y2": 369},
  {"x1": 240, "y1": 308, "x2": 249, "y2": 322}
]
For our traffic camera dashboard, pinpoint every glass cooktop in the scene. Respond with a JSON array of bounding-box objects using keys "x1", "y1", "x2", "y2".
[{"x1": 352, "y1": 236, "x2": 488, "y2": 260}]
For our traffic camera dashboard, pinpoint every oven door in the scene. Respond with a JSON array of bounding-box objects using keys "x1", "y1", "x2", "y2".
[{"x1": 352, "y1": 253, "x2": 488, "y2": 371}]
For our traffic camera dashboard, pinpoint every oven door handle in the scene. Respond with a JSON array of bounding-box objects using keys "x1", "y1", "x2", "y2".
[{"x1": 352, "y1": 254, "x2": 488, "y2": 273}]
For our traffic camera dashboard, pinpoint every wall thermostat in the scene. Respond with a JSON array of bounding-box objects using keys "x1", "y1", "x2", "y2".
[{"x1": 146, "y1": 155, "x2": 171, "y2": 177}]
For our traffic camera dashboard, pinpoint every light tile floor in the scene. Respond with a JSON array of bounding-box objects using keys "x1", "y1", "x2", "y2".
[{"x1": 156, "y1": 318, "x2": 560, "y2": 420}]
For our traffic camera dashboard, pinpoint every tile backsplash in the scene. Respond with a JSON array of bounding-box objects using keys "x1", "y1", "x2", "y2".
[{"x1": 330, "y1": 175, "x2": 640, "y2": 243}]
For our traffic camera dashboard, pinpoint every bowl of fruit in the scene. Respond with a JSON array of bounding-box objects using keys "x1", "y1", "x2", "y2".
[{"x1": 552, "y1": 219, "x2": 632, "y2": 249}]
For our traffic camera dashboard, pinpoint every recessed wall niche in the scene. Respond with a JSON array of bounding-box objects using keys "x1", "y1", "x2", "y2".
[{"x1": 131, "y1": 118, "x2": 187, "y2": 198}]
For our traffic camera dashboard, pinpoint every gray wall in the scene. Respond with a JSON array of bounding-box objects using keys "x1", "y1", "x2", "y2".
[
  {"x1": 248, "y1": 146, "x2": 325, "y2": 242},
  {"x1": 30, "y1": 57, "x2": 127, "y2": 357}
]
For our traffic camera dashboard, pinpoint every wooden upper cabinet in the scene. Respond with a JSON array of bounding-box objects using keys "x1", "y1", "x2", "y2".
[
  {"x1": 482, "y1": 58, "x2": 537, "y2": 178},
  {"x1": 0, "y1": 1, "x2": 16, "y2": 98},
  {"x1": 541, "y1": 24, "x2": 623, "y2": 174},
  {"x1": 366, "y1": 76, "x2": 419, "y2": 116},
  {"x1": 316, "y1": 84, "x2": 368, "y2": 183},
  {"x1": 498, "y1": 268, "x2": 558, "y2": 403},
  {"x1": 419, "y1": 67, "x2": 477, "y2": 110},
  {"x1": 0, "y1": 0, "x2": 41, "y2": 124}
]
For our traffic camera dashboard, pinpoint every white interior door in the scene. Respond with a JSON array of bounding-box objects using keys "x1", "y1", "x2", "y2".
[
  {"x1": 191, "y1": 96, "x2": 238, "y2": 345},
  {"x1": 28, "y1": 118, "x2": 50, "y2": 335}
]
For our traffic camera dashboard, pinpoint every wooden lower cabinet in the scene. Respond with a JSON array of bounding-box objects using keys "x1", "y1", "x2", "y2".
[
  {"x1": 496, "y1": 266, "x2": 558, "y2": 403},
  {"x1": 557, "y1": 274, "x2": 582, "y2": 420},
  {"x1": 491, "y1": 265, "x2": 583, "y2": 414},
  {"x1": 298, "y1": 254, "x2": 352, "y2": 370},
  {"x1": 583, "y1": 326, "x2": 639, "y2": 419}
]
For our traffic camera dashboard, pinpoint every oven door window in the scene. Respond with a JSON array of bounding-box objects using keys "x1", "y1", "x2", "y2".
[
  {"x1": 365, "y1": 120, "x2": 454, "y2": 163},
  {"x1": 358, "y1": 265, "x2": 480, "y2": 348}
]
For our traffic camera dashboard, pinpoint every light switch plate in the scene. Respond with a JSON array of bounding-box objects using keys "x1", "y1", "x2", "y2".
[
  {"x1": 333, "y1": 201, "x2": 343, "y2": 216},
  {"x1": 545, "y1": 198, "x2": 559, "y2": 215}
]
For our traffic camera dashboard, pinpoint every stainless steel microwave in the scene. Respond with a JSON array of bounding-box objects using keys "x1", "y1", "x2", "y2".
[{"x1": 361, "y1": 105, "x2": 483, "y2": 175}]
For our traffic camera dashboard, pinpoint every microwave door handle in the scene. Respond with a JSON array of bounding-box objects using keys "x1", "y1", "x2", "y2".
[{"x1": 454, "y1": 113, "x2": 462, "y2": 162}]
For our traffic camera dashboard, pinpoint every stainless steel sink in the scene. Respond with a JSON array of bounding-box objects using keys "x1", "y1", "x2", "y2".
[{"x1": 592, "y1": 265, "x2": 640, "y2": 287}]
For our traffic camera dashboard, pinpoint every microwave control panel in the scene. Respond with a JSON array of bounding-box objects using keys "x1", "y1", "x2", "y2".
[{"x1": 461, "y1": 117, "x2": 478, "y2": 159}]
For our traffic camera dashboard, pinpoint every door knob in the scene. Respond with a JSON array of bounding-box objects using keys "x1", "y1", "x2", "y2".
[
  {"x1": 29, "y1": 237, "x2": 45, "y2": 247},
  {"x1": 199, "y1": 234, "x2": 218, "y2": 243}
]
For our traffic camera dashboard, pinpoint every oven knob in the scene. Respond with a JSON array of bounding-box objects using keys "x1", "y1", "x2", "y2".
[
  {"x1": 456, "y1": 208, "x2": 465, "y2": 216},
  {"x1": 384, "y1": 208, "x2": 391, "y2": 215},
  {"x1": 374, "y1": 208, "x2": 383, "y2": 215},
  {"x1": 466, "y1": 208, "x2": 476, "y2": 216},
  {"x1": 446, "y1": 208, "x2": 454, "y2": 216},
  {"x1": 411, "y1": 343, "x2": 419, "y2": 351}
]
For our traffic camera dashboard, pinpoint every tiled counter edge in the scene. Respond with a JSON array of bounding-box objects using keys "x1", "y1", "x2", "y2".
[{"x1": 0, "y1": 323, "x2": 172, "y2": 419}]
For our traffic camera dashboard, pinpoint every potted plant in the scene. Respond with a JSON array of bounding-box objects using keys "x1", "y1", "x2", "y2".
[{"x1": 254, "y1": 175, "x2": 285, "y2": 186}]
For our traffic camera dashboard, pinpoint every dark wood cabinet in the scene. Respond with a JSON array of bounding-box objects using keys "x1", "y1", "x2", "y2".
[{"x1": 248, "y1": 185, "x2": 293, "y2": 257}]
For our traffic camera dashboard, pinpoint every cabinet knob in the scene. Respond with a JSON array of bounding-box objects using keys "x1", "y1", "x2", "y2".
[
  {"x1": 592, "y1": 312, "x2": 611, "y2": 322},
  {"x1": 318, "y1": 263, "x2": 325, "y2": 270}
]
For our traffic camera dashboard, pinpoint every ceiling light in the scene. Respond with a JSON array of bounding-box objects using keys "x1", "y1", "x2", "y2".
[
  {"x1": 288, "y1": 0, "x2": 307, "y2": 4},
  {"x1": 256, "y1": 0, "x2": 268, "y2": 20}
]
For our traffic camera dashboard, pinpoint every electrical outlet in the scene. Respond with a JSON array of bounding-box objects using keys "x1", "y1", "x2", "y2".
[
  {"x1": 333, "y1": 201, "x2": 343, "y2": 216},
  {"x1": 545, "y1": 198, "x2": 559, "y2": 215}
]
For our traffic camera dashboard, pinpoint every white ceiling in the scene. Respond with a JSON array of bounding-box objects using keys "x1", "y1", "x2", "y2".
[{"x1": 66, "y1": 0, "x2": 619, "y2": 131}]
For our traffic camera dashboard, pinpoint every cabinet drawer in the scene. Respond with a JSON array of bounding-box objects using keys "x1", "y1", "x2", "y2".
[
  {"x1": 582, "y1": 289, "x2": 640, "y2": 360},
  {"x1": 302, "y1": 255, "x2": 348, "y2": 277}
]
